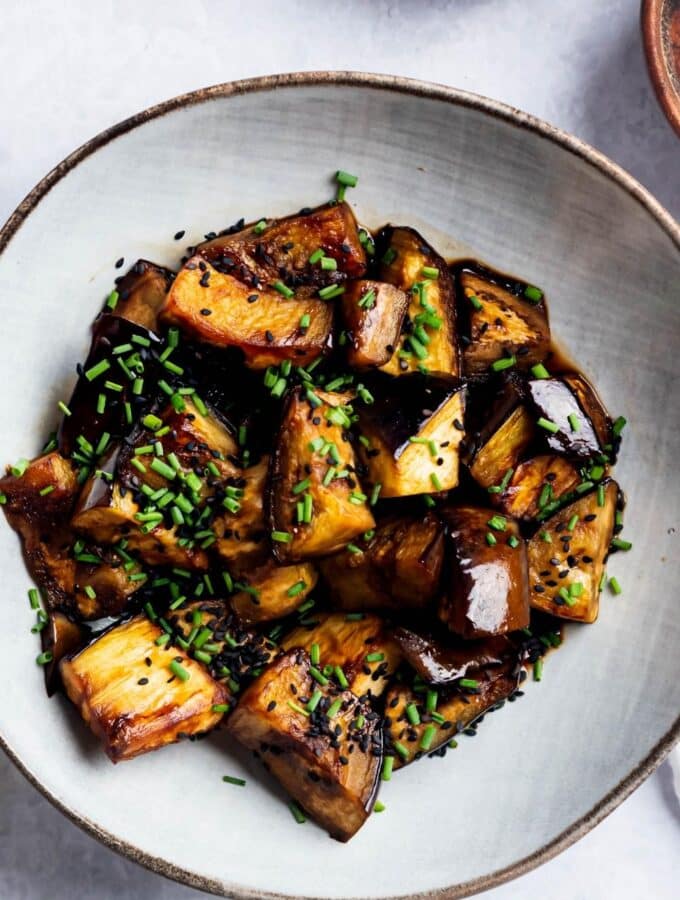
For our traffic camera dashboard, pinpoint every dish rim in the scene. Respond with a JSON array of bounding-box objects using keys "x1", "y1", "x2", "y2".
[
  {"x1": 641, "y1": 0, "x2": 680, "y2": 138},
  {"x1": 0, "y1": 70, "x2": 678, "y2": 900}
]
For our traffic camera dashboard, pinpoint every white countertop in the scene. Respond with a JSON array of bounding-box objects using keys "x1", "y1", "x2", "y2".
[{"x1": 0, "y1": 1, "x2": 678, "y2": 898}]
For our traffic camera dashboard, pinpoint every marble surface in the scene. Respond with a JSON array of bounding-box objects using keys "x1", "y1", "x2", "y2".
[{"x1": 0, "y1": 1, "x2": 677, "y2": 898}]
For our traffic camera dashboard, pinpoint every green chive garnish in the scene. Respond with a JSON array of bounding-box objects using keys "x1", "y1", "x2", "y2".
[
  {"x1": 568, "y1": 413, "x2": 581, "y2": 432},
  {"x1": 36, "y1": 651, "x2": 53, "y2": 666},
  {"x1": 491, "y1": 355, "x2": 516, "y2": 372},
  {"x1": 381, "y1": 756, "x2": 395, "y2": 781},
  {"x1": 609, "y1": 576, "x2": 622, "y2": 595},
  {"x1": 531, "y1": 363, "x2": 550, "y2": 379},
  {"x1": 537, "y1": 417, "x2": 559, "y2": 433},
  {"x1": 524, "y1": 285, "x2": 543, "y2": 302},
  {"x1": 289, "y1": 801, "x2": 307, "y2": 824},
  {"x1": 611, "y1": 537, "x2": 632, "y2": 551},
  {"x1": 420, "y1": 725, "x2": 437, "y2": 751},
  {"x1": 318, "y1": 284, "x2": 344, "y2": 300},
  {"x1": 533, "y1": 659, "x2": 544, "y2": 681},
  {"x1": 169, "y1": 660, "x2": 190, "y2": 681},
  {"x1": 612, "y1": 416, "x2": 627, "y2": 437}
]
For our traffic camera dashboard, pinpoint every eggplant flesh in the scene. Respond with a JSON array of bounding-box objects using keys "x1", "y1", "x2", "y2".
[
  {"x1": 318, "y1": 514, "x2": 444, "y2": 612},
  {"x1": 392, "y1": 627, "x2": 517, "y2": 685},
  {"x1": 527, "y1": 378, "x2": 603, "y2": 460},
  {"x1": 527, "y1": 480, "x2": 618, "y2": 622},
  {"x1": 438, "y1": 506, "x2": 530, "y2": 638},
  {"x1": 340, "y1": 279, "x2": 409, "y2": 368},
  {"x1": 60, "y1": 615, "x2": 228, "y2": 761},
  {"x1": 469, "y1": 405, "x2": 535, "y2": 490},
  {"x1": 230, "y1": 558, "x2": 318, "y2": 625},
  {"x1": 112, "y1": 259, "x2": 174, "y2": 331},
  {"x1": 213, "y1": 456, "x2": 268, "y2": 572},
  {"x1": 227, "y1": 649, "x2": 382, "y2": 842},
  {"x1": 493, "y1": 454, "x2": 581, "y2": 521}
]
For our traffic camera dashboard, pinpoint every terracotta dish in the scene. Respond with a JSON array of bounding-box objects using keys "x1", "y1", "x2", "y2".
[{"x1": 642, "y1": 0, "x2": 680, "y2": 136}]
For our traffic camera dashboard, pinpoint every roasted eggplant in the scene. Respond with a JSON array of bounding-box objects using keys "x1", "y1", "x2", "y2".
[
  {"x1": 492, "y1": 454, "x2": 581, "y2": 520},
  {"x1": 269, "y1": 388, "x2": 375, "y2": 561},
  {"x1": 228, "y1": 649, "x2": 382, "y2": 841},
  {"x1": 318, "y1": 513, "x2": 444, "y2": 611},
  {"x1": 527, "y1": 377, "x2": 606, "y2": 460},
  {"x1": 438, "y1": 506, "x2": 530, "y2": 638},
  {"x1": 376, "y1": 226, "x2": 459, "y2": 377},
  {"x1": 61, "y1": 615, "x2": 229, "y2": 761},
  {"x1": 112, "y1": 259, "x2": 174, "y2": 331},
  {"x1": 453, "y1": 262, "x2": 550, "y2": 375},
  {"x1": 281, "y1": 612, "x2": 401, "y2": 698},
  {"x1": 340, "y1": 279, "x2": 409, "y2": 368},
  {"x1": 230, "y1": 559, "x2": 318, "y2": 625},
  {"x1": 392, "y1": 627, "x2": 517, "y2": 686},
  {"x1": 356, "y1": 374, "x2": 466, "y2": 497},
  {"x1": 527, "y1": 480, "x2": 618, "y2": 622},
  {"x1": 213, "y1": 456, "x2": 269, "y2": 571}
]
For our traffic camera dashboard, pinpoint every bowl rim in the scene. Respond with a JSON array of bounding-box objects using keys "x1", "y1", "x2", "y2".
[
  {"x1": 0, "y1": 70, "x2": 678, "y2": 900},
  {"x1": 641, "y1": 0, "x2": 680, "y2": 138}
]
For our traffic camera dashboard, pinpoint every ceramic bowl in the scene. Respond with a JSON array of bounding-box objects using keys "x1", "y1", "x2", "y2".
[
  {"x1": 0, "y1": 73, "x2": 678, "y2": 900},
  {"x1": 642, "y1": 0, "x2": 680, "y2": 137}
]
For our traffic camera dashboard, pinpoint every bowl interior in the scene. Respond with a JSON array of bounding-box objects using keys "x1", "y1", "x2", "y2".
[{"x1": 0, "y1": 79, "x2": 678, "y2": 899}]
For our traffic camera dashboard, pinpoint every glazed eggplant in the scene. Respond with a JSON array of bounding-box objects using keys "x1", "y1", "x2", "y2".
[
  {"x1": 161, "y1": 257, "x2": 334, "y2": 369},
  {"x1": 356, "y1": 373, "x2": 466, "y2": 497},
  {"x1": 340, "y1": 279, "x2": 409, "y2": 368},
  {"x1": 561, "y1": 372, "x2": 615, "y2": 457},
  {"x1": 526, "y1": 377, "x2": 606, "y2": 460},
  {"x1": 196, "y1": 201, "x2": 367, "y2": 291},
  {"x1": 269, "y1": 388, "x2": 374, "y2": 561},
  {"x1": 527, "y1": 480, "x2": 618, "y2": 622},
  {"x1": 61, "y1": 615, "x2": 229, "y2": 761},
  {"x1": 392, "y1": 627, "x2": 517, "y2": 686},
  {"x1": 112, "y1": 259, "x2": 174, "y2": 331},
  {"x1": 40, "y1": 611, "x2": 87, "y2": 696},
  {"x1": 213, "y1": 456, "x2": 269, "y2": 571},
  {"x1": 318, "y1": 513, "x2": 444, "y2": 612},
  {"x1": 438, "y1": 506, "x2": 530, "y2": 638},
  {"x1": 492, "y1": 454, "x2": 581, "y2": 521},
  {"x1": 230, "y1": 558, "x2": 318, "y2": 625},
  {"x1": 227, "y1": 649, "x2": 382, "y2": 841},
  {"x1": 58, "y1": 314, "x2": 162, "y2": 456},
  {"x1": 454, "y1": 262, "x2": 550, "y2": 375},
  {"x1": 376, "y1": 226, "x2": 459, "y2": 377},
  {"x1": 281, "y1": 612, "x2": 401, "y2": 699}
]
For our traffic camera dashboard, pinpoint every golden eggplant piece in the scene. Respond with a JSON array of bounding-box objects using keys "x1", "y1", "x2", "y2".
[
  {"x1": 318, "y1": 514, "x2": 444, "y2": 612},
  {"x1": 376, "y1": 226, "x2": 459, "y2": 377},
  {"x1": 230, "y1": 559, "x2": 318, "y2": 625},
  {"x1": 281, "y1": 613, "x2": 401, "y2": 699},
  {"x1": 227, "y1": 649, "x2": 382, "y2": 841},
  {"x1": 527, "y1": 377, "x2": 605, "y2": 460},
  {"x1": 340, "y1": 280, "x2": 409, "y2": 368},
  {"x1": 453, "y1": 263, "x2": 550, "y2": 375},
  {"x1": 113, "y1": 259, "x2": 174, "y2": 331},
  {"x1": 167, "y1": 600, "x2": 277, "y2": 686},
  {"x1": 161, "y1": 257, "x2": 334, "y2": 369},
  {"x1": 392, "y1": 627, "x2": 517, "y2": 686},
  {"x1": 438, "y1": 506, "x2": 530, "y2": 638},
  {"x1": 493, "y1": 454, "x2": 581, "y2": 520},
  {"x1": 41, "y1": 611, "x2": 87, "y2": 696},
  {"x1": 61, "y1": 615, "x2": 229, "y2": 761},
  {"x1": 269, "y1": 388, "x2": 374, "y2": 562},
  {"x1": 196, "y1": 201, "x2": 367, "y2": 290},
  {"x1": 213, "y1": 457, "x2": 268, "y2": 571},
  {"x1": 527, "y1": 480, "x2": 618, "y2": 622},
  {"x1": 356, "y1": 374, "x2": 466, "y2": 497},
  {"x1": 384, "y1": 667, "x2": 517, "y2": 768}
]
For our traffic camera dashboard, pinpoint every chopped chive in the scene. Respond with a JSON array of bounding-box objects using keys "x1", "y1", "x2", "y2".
[
  {"x1": 393, "y1": 741, "x2": 410, "y2": 760},
  {"x1": 568, "y1": 412, "x2": 581, "y2": 432},
  {"x1": 358, "y1": 288, "x2": 376, "y2": 309},
  {"x1": 150, "y1": 458, "x2": 177, "y2": 480},
  {"x1": 459, "y1": 678, "x2": 479, "y2": 689},
  {"x1": 487, "y1": 514, "x2": 507, "y2": 532},
  {"x1": 373, "y1": 801, "x2": 386, "y2": 813},
  {"x1": 292, "y1": 477, "x2": 311, "y2": 495},
  {"x1": 334, "y1": 666, "x2": 349, "y2": 689},
  {"x1": 365, "y1": 652, "x2": 385, "y2": 663},
  {"x1": 419, "y1": 724, "x2": 437, "y2": 751},
  {"x1": 271, "y1": 530, "x2": 292, "y2": 544},
  {"x1": 611, "y1": 537, "x2": 632, "y2": 551},
  {"x1": 430, "y1": 472, "x2": 442, "y2": 491},
  {"x1": 309, "y1": 666, "x2": 329, "y2": 686},
  {"x1": 318, "y1": 284, "x2": 345, "y2": 300},
  {"x1": 307, "y1": 689, "x2": 323, "y2": 713},
  {"x1": 28, "y1": 588, "x2": 41, "y2": 610},
  {"x1": 382, "y1": 247, "x2": 397, "y2": 266},
  {"x1": 486, "y1": 531, "x2": 497, "y2": 546},
  {"x1": 320, "y1": 256, "x2": 337, "y2": 271},
  {"x1": 84, "y1": 359, "x2": 111, "y2": 382},
  {"x1": 253, "y1": 218, "x2": 267, "y2": 235},
  {"x1": 597, "y1": 484, "x2": 605, "y2": 507},
  {"x1": 381, "y1": 756, "x2": 395, "y2": 781},
  {"x1": 212, "y1": 704, "x2": 231, "y2": 714},
  {"x1": 308, "y1": 247, "x2": 324, "y2": 264},
  {"x1": 531, "y1": 362, "x2": 550, "y2": 379},
  {"x1": 288, "y1": 801, "x2": 307, "y2": 825},
  {"x1": 405, "y1": 702, "x2": 421, "y2": 725},
  {"x1": 96, "y1": 393, "x2": 107, "y2": 414},
  {"x1": 346, "y1": 543, "x2": 362, "y2": 555},
  {"x1": 106, "y1": 289, "x2": 119, "y2": 310},
  {"x1": 537, "y1": 417, "x2": 560, "y2": 434},
  {"x1": 533, "y1": 658, "x2": 544, "y2": 681},
  {"x1": 287, "y1": 580, "x2": 307, "y2": 598},
  {"x1": 570, "y1": 582, "x2": 584, "y2": 598},
  {"x1": 421, "y1": 265, "x2": 439, "y2": 279},
  {"x1": 273, "y1": 280, "x2": 294, "y2": 299},
  {"x1": 36, "y1": 651, "x2": 53, "y2": 666},
  {"x1": 326, "y1": 698, "x2": 343, "y2": 719},
  {"x1": 538, "y1": 483, "x2": 552, "y2": 509},
  {"x1": 567, "y1": 514, "x2": 579, "y2": 531},
  {"x1": 508, "y1": 534, "x2": 520, "y2": 549},
  {"x1": 491, "y1": 355, "x2": 516, "y2": 372},
  {"x1": 609, "y1": 576, "x2": 622, "y2": 595},
  {"x1": 286, "y1": 700, "x2": 310, "y2": 718},
  {"x1": 169, "y1": 660, "x2": 190, "y2": 681},
  {"x1": 345, "y1": 612, "x2": 364, "y2": 621},
  {"x1": 425, "y1": 690, "x2": 438, "y2": 712},
  {"x1": 524, "y1": 284, "x2": 543, "y2": 302},
  {"x1": 142, "y1": 413, "x2": 163, "y2": 431},
  {"x1": 336, "y1": 169, "x2": 358, "y2": 188},
  {"x1": 612, "y1": 416, "x2": 627, "y2": 437},
  {"x1": 57, "y1": 401, "x2": 72, "y2": 417},
  {"x1": 468, "y1": 294, "x2": 483, "y2": 311},
  {"x1": 369, "y1": 483, "x2": 382, "y2": 505},
  {"x1": 299, "y1": 313, "x2": 311, "y2": 330},
  {"x1": 310, "y1": 642, "x2": 320, "y2": 666}
]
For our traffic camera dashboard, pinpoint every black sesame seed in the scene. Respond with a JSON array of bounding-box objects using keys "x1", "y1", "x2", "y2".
[
  {"x1": 115, "y1": 257, "x2": 124, "y2": 269},
  {"x1": 174, "y1": 230, "x2": 186, "y2": 240}
]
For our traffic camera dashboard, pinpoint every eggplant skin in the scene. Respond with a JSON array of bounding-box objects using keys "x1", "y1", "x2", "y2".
[
  {"x1": 392, "y1": 627, "x2": 517, "y2": 686},
  {"x1": 493, "y1": 454, "x2": 581, "y2": 521},
  {"x1": 340, "y1": 280, "x2": 409, "y2": 368},
  {"x1": 318, "y1": 514, "x2": 444, "y2": 612},
  {"x1": 527, "y1": 377, "x2": 603, "y2": 460},
  {"x1": 112, "y1": 259, "x2": 174, "y2": 331},
  {"x1": 438, "y1": 506, "x2": 530, "y2": 638},
  {"x1": 357, "y1": 374, "x2": 466, "y2": 497},
  {"x1": 528, "y1": 480, "x2": 618, "y2": 622},
  {"x1": 197, "y1": 201, "x2": 367, "y2": 290},
  {"x1": 61, "y1": 615, "x2": 228, "y2": 762},
  {"x1": 376, "y1": 226, "x2": 459, "y2": 377},
  {"x1": 161, "y1": 257, "x2": 334, "y2": 369},
  {"x1": 41, "y1": 611, "x2": 87, "y2": 696},
  {"x1": 454, "y1": 264, "x2": 550, "y2": 375},
  {"x1": 230, "y1": 558, "x2": 318, "y2": 625},
  {"x1": 268, "y1": 388, "x2": 375, "y2": 562},
  {"x1": 384, "y1": 667, "x2": 517, "y2": 768},
  {"x1": 281, "y1": 612, "x2": 401, "y2": 699},
  {"x1": 227, "y1": 649, "x2": 382, "y2": 842},
  {"x1": 561, "y1": 372, "x2": 615, "y2": 457}
]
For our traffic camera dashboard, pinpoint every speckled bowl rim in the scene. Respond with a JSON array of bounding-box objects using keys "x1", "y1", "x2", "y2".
[
  {"x1": 641, "y1": 0, "x2": 680, "y2": 138},
  {"x1": 0, "y1": 71, "x2": 678, "y2": 900}
]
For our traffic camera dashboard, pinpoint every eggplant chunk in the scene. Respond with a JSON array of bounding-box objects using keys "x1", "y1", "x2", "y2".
[
  {"x1": 112, "y1": 259, "x2": 174, "y2": 331},
  {"x1": 41, "y1": 611, "x2": 87, "y2": 696},
  {"x1": 227, "y1": 649, "x2": 382, "y2": 841},
  {"x1": 269, "y1": 389, "x2": 374, "y2": 561},
  {"x1": 392, "y1": 627, "x2": 517, "y2": 686},
  {"x1": 167, "y1": 600, "x2": 277, "y2": 687},
  {"x1": 384, "y1": 668, "x2": 517, "y2": 768},
  {"x1": 455, "y1": 264, "x2": 550, "y2": 375},
  {"x1": 197, "y1": 201, "x2": 367, "y2": 291},
  {"x1": 493, "y1": 455, "x2": 581, "y2": 521},
  {"x1": 230, "y1": 559, "x2": 318, "y2": 625},
  {"x1": 469, "y1": 405, "x2": 535, "y2": 490},
  {"x1": 340, "y1": 280, "x2": 409, "y2": 368},
  {"x1": 357, "y1": 374, "x2": 466, "y2": 497},
  {"x1": 562, "y1": 373, "x2": 614, "y2": 456},
  {"x1": 527, "y1": 378, "x2": 604, "y2": 460},
  {"x1": 281, "y1": 613, "x2": 401, "y2": 699},
  {"x1": 213, "y1": 457, "x2": 268, "y2": 571},
  {"x1": 527, "y1": 480, "x2": 617, "y2": 622},
  {"x1": 318, "y1": 514, "x2": 444, "y2": 612},
  {"x1": 438, "y1": 506, "x2": 530, "y2": 638},
  {"x1": 376, "y1": 227, "x2": 459, "y2": 377},
  {"x1": 61, "y1": 615, "x2": 228, "y2": 761},
  {"x1": 161, "y1": 257, "x2": 334, "y2": 369},
  {"x1": 58, "y1": 314, "x2": 162, "y2": 456}
]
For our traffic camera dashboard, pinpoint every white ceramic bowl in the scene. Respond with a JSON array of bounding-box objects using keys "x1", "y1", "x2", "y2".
[{"x1": 0, "y1": 73, "x2": 678, "y2": 900}]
